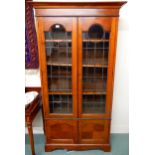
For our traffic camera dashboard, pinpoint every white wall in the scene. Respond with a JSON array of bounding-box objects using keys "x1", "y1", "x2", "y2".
[
  {"x1": 111, "y1": 8, "x2": 129, "y2": 133},
  {"x1": 25, "y1": 0, "x2": 129, "y2": 134}
]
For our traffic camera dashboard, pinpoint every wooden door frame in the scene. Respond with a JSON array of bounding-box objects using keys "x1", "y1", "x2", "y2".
[
  {"x1": 35, "y1": 17, "x2": 78, "y2": 119},
  {"x1": 77, "y1": 17, "x2": 119, "y2": 119}
]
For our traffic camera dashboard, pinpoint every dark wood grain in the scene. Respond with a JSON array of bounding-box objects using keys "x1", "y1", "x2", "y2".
[
  {"x1": 79, "y1": 120, "x2": 110, "y2": 144},
  {"x1": 45, "y1": 119, "x2": 78, "y2": 144}
]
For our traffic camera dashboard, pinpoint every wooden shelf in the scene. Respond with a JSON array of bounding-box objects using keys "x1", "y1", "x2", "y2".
[
  {"x1": 49, "y1": 100, "x2": 72, "y2": 104},
  {"x1": 83, "y1": 39, "x2": 109, "y2": 42},
  {"x1": 47, "y1": 63, "x2": 107, "y2": 68},
  {"x1": 83, "y1": 76, "x2": 107, "y2": 79},
  {"x1": 83, "y1": 92, "x2": 106, "y2": 95},
  {"x1": 48, "y1": 91, "x2": 106, "y2": 95},
  {"x1": 83, "y1": 64, "x2": 108, "y2": 68},
  {"x1": 47, "y1": 63, "x2": 107, "y2": 67},
  {"x1": 48, "y1": 91, "x2": 72, "y2": 95},
  {"x1": 83, "y1": 58, "x2": 108, "y2": 68},
  {"x1": 47, "y1": 62, "x2": 72, "y2": 67},
  {"x1": 45, "y1": 39, "x2": 71, "y2": 42},
  {"x1": 83, "y1": 48, "x2": 109, "y2": 50},
  {"x1": 83, "y1": 107, "x2": 105, "y2": 114},
  {"x1": 47, "y1": 57, "x2": 72, "y2": 67},
  {"x1": 48, "y1": 75, "x2": 71, "y2": 79},
  {"x1": 47, "y1": 62, "x2": 108, "y2": 68}
]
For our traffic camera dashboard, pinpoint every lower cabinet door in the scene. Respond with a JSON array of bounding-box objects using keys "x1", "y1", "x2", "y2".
[
  {"x1": 45, "y1": 119, "x2": 110, "y2": 145},
  {"x1": 45, "y1": 119, "x2": 78, "y2": 144},
  {"x1": 79, "y1": 120, "x2": 110, "y2": 144}
]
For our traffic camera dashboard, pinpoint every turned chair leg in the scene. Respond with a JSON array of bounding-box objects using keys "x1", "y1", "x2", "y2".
[
  {"x1": 27, "y1": 123, "x2": 35, "y2": 155},
  {"x1": 41, "y1": 105, "x2": 45, "y2": 133}
]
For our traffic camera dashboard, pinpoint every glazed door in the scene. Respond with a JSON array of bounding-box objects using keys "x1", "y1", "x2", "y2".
[
  {"x1": 37, "y1": 17, "x2": 78, "y2": 118},
  {"x1": 78, "y1": 17, "x2": 114, "y2": 119}
]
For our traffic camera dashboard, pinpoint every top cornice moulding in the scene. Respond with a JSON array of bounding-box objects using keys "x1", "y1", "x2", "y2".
[{"x1": 26, "y1": 1, "x2": 127, "y2": 9}]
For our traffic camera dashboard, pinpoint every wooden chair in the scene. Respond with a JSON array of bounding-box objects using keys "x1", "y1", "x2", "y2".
[{"x1": 25, "y1": 87, "x2": 42, "y2": 155}]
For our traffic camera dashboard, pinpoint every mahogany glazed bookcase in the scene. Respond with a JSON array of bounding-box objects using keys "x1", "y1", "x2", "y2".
[{"x1": 29, "y1": 1, "x2": 127, "y2": 152}]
